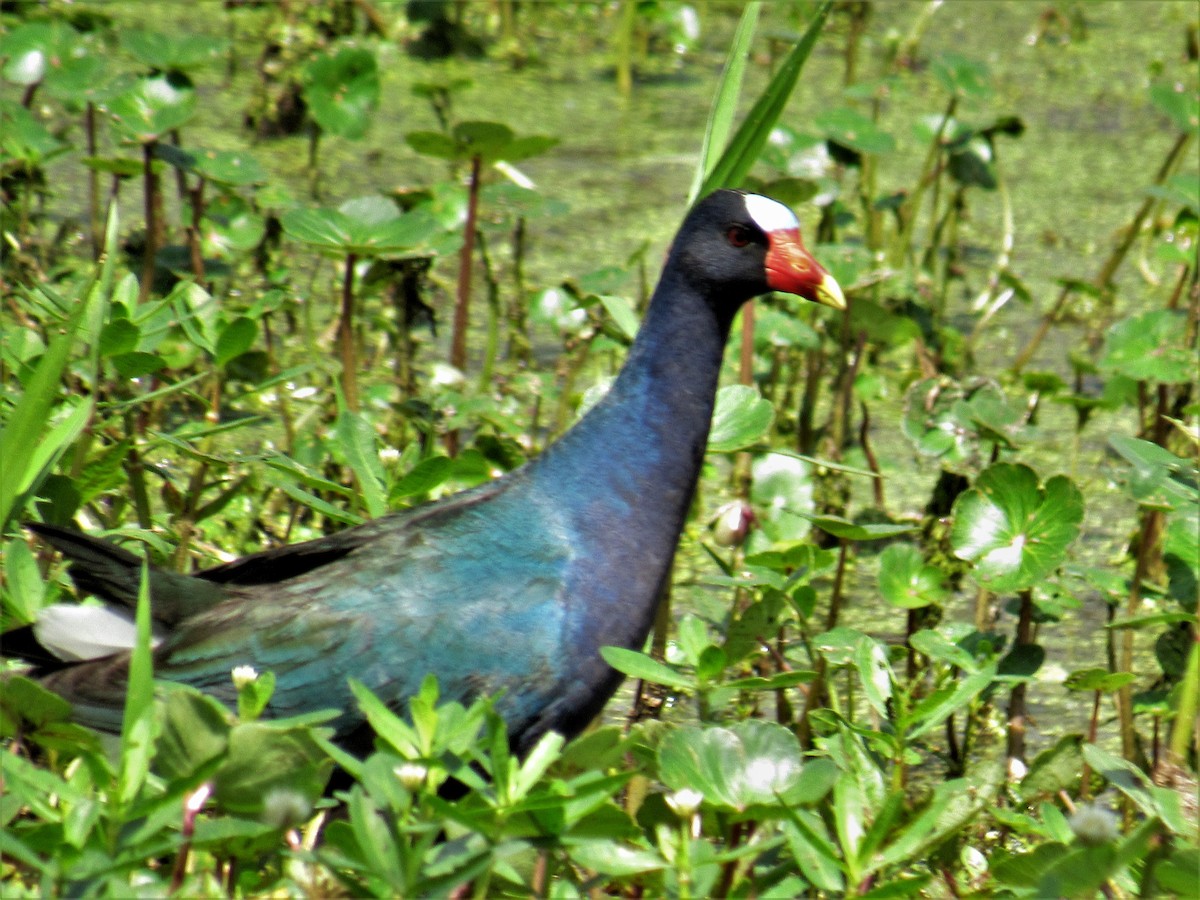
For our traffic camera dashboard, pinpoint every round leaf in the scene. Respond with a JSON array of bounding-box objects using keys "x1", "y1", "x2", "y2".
[
  {"x1": 950, "y1": 463, "x2": 1084, "y2": 592},
  {"x1": 120, "y1": 29, "x2": 227, "y2": 71},
  {"x1": 658, "y1": 720, "x2": 809, "y2": 811},
  {"x1": 878, "y1": 544, "x2": 950, "y2": 609},
  {"x1": 708, "y1": 385, "x2": 774, "y2": 453},
  {"x1": 303, "y1": 48, "x2": 380, "y2": 140},
  {"x1": 746, "y1": 453, "x2": 814, "y2": 551},
  {"x1": 1100, "y1": 310, "x2": 1194, "y2": 384},
  {"x1": 107, "y1": 71, "x2": 197, "y2": 142}
]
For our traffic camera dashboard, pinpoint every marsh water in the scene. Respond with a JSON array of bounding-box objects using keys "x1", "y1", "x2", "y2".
[{"x1": 32, "y1": 1, "x2": 1195, "y2": 751}]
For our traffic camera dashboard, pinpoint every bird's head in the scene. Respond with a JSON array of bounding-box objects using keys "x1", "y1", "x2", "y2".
[{"x1": 672, "y1": 190, "x2": 845, "y2": 316}]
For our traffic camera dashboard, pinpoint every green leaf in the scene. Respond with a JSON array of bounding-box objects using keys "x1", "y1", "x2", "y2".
[
  {"x1": 117, "y1": 563, "x2": 158, "y2": 808},
  {"x1": 698, "y1": 1, "x2": 833, "y2": 195},
  {"x1": 215, "y1": 316, "x2": 257, "y2": 367},
  {"x1": 1063, "y1": 668, "x2": 1136, "y2": 692},
  {"x1": 120, "y1": 29, "x2": 227, "y2": 71},
  {"x1": 658, "y1": 720, "x2": 809, "y2": 811},
  {"x1": 0, "y1": 677, "x2": 71, "y2": 731},
  {"x1": 746, "y1": 453, "x2": 815, "y2": 551},
  {"x1": 1149, "y1": 80, "x2": 1200, "y2": 134},
  {"x1": 814, "y1": 106, "x2": 897, "y2": 155},
  {"x1": 950, "y1": 463, "x2": 1084, "y2": 592},
  {"x1": 600, "y1": 646, "x2": 693, "y2": 691},
  {"x1": 1100, "y1": 310, "x2": 1194, "y2": 384},
  {"x1": 99, "y1": 317, "x2": 139, "y2": 357},
  {"x1": 877, "y1": 544, "x2": 950, "y2": 609},
  {"x1": 111, "y1": 351, "x2": 167, "y2": 377},
  {"x1": 708, "y1": 385, "x2": 774, "y2": 453},
  {"x1": 108, "y1": 72, "x2": 197, "y2": 142},
  {"x1": 281, "y1": 203, "x2": 435, "y2": 257},
  {"x1": 908, "y1": 629, "x2": 979, "y2": 671},
  {"x1": 211, "y1": 721, "x2": 332, "y2": 820},
  {"x1": 568, "y1": 840, "x2": 665, "y2": 876},
  {"x1": 1107, "y1": 434, "x2": 1198, "y2": 509},
  {"x1": 1017, "y1": 734, "x2": 1084, "y2": 801},
  {"x1": 596, "y1": 294, "x2": 640, "y2": 341},
  {"x1": 335, "y1": 407, "x2": 388, "y2": 519},
  {"x1": 390, "y1": 455, "x2": 453, "y2": 502},
  {"x1": 904, "y1": 664, "x2": 997, "y2": 739},
  {"x1": 405, "y1": 130, "x2": 458, "y2": 159},
  {"x1": 154, "y1": 686, "x2": 231, "y2": 784},
  {"x1": 808, "y1": 514, "x2": 916, "y2": 542},
  {"x1": 688, "y1": 1, "x2": 761, "y2": 202},
  {"x1": 1, "y1": 100, "x2": 70, "y2": 165},
  {"x1": 902, "y1": 377, "x2": 1023, "y2": 468},
  {"x1": 932, "y1": 53, "x2": 992, "y2": 98},
  {"x1": 2, "y1": 539, "x2": 46, "y2": 625},
  {"x1": 303, "y1": 48, "x2": 379, "y2": 140},
  {"x1": 0, "y1": 294, "x2": 89, "y2": 531}
]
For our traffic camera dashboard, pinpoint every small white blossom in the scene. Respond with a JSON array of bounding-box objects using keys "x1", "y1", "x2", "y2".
[
  {"x1": 665, "y1": 787, "x2": 704, "y2": 819},
  {"x1": 394, "y1": 762, "x2": 429, "y2": 791},
  {"x1": 231, "y1": 665, "x2": 258, "y2": 689}
]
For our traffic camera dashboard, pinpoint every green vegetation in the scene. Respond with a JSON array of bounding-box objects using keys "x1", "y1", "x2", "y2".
[{"x1": 2, "y1": 1, "x2": 1197, "y2": 896}]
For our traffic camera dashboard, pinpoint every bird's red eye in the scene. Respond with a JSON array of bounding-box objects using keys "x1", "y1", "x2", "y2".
[{"x1": 726, "y1": 225, "x2": 752, "y2": 247}]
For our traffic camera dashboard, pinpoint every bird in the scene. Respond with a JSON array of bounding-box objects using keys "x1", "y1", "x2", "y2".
[{"x1": 11, "y1": 190, "x2": 844, "y2": 756}]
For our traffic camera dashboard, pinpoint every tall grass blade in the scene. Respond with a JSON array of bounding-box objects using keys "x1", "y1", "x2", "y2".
[
  {"x1": 0, "y1": 207, "x2": 117, "y2": 532},
  {"x1": 698, "y1": 0, "x2": 833, "y2": 197},
  {"x1": 688, "y1": 2, "x2": 762, "y2": 203},
  {"x1": 117, "y1": 562, "x2": 158, "y2": 809}
]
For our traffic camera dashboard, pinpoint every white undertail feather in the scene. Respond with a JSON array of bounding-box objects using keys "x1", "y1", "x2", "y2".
[{"x1": 34, "y1": 604, "x2": 164, "y2": 661}]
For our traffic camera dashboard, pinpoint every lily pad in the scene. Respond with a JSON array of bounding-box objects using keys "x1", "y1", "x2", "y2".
[{"x1": 950, "y1": 463, "x2": 1083, "y2": 593}]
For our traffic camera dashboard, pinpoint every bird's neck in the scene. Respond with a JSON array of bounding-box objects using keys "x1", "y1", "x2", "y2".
[{"x1": 534, "y1": 268, "x2": 734, "y2": 546}]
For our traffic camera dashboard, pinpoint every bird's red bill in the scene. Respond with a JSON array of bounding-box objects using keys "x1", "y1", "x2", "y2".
[{"x1": 764, "y1": 227, "x2": 845, "y2": 310}]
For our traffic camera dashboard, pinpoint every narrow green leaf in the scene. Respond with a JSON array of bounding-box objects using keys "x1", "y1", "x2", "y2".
[
  {"x1": 335, "y1": 407, "x2": 387, "y2": 519},
  {"x1": 904, "y1": 663, "x2": 997, "y2": 739},
  {"x1": 117, "y1": 562, "x2": 158, "y2": 808},
  {"x1": 688, "y1": 1, "x2": 761, "y2": 202},
  {"x1": 596, "y1": 294, "x2": 639, "y2": 340},
  {"x1": 699, "y1": 1, "x2": 832, "y2": 196},
  {"x1": 600, "y1": 646, "x2": 693, "y2": 690},
  {"x1": 0, "y1": 302, "x2": 86, "y2": 530}
]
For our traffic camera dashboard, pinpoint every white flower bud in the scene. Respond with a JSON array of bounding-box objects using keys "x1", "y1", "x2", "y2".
[
  {"x1": 665, "y1": 787, "x2": 704, "y2": 818},
  {"x1": 231, "y1": 665, "x2": 258, "y2": 689},
  {"x1": 394, "y1": 762, "x2": 428, "y2": 791}
]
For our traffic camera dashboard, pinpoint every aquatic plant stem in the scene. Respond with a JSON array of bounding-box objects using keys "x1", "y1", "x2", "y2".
[
  {"x1": 1117, "y1": 507, "x2": 1163, "y2": 767},
  {"x1": 1006, "y1": 588, "x2": 1034, "y2": 773},
  {"x1": 139, "y1": 141, "x2": 161, "y2": 306},
  {"x1": 338, "y1": 252, "x2": 360, "y2": 411},
  {"x1": 447, "y1": 153, "x2": 482, "y2": 455}
]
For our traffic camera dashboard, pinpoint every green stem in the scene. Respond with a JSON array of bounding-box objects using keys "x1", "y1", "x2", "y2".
[{"x1": 338, "y1": 252, "x2": 359, "y2": 411}]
